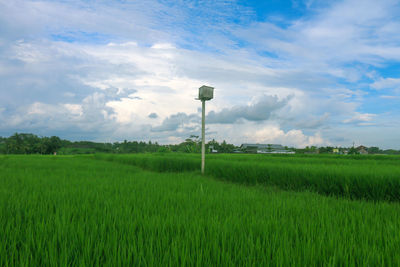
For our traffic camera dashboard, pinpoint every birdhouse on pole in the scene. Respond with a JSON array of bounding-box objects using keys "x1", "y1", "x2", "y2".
[
  {"x1": 197, "y1": 85, "x2": 214, "y2": 174},
  {"x1": 198, "y1": 85, "x2": 214, "y2": 101}
]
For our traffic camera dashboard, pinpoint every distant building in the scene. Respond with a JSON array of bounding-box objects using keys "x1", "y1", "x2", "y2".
[
  {"x1": 240, "y1": 143, "x2": 294, "y2": 154},
  {"x1": 356, "y1": 145, "x2": 368, "y2": 155},
  {"x1": 209, "y1": 145, "x2": 218, "y2": 153},
  {"x1": 333, "y1": 148, "x2": 339, "y2": 154}
]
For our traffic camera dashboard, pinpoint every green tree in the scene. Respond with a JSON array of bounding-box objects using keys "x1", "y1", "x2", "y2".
[
  {"x1": 368, "y1": 147, "x2": 381, "y2": 154},
  {"x1": 348, "y1": 147, "x2": 359, "y2": 155}
]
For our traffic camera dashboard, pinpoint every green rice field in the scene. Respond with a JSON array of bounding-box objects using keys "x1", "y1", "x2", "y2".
[
  {"x1": 95, "y1": 153, "x2": 400, "y2": 201},
  {"x1": 1, "y1": 154, "x2": 400, "y2": 265}
]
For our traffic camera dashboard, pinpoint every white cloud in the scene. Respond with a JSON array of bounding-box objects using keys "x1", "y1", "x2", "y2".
[
  {"x1": 244, "y1": 125, "x2": 326, "y2": 148},
  {"x1": 234, "y1": 0, "x2": 400, "y2": 76},
  {"x1": 343, "y1": 112, "x2": 376, "y2": 124},
  {"x1": 63, "y1": 104, "x2": 83, "y2": 116},
  {"x1": 371, "y1": 77, "x2": 400, "y2": 90},
  {"x1": 380, "y1": 95, "x2": 398, "y2": 99},
  {"x1": 151, "y1": 43, "x2": 175, "y2": 49}
]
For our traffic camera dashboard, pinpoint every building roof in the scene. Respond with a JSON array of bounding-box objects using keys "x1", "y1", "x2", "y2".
[{"x1": 241, "y1": 143, "x2": 284, "y2": 149}]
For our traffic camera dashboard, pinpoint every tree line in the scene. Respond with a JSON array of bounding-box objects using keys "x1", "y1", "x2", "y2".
[
  {"x1": 0, "y1": 133, "x2": 398, "y2": 155},
  {"x1": 295, "y1": 145, "x2": 400, "y2": 155},
  {"x1": 0, "y1": 133, "x2": 237, "y2": 155}
]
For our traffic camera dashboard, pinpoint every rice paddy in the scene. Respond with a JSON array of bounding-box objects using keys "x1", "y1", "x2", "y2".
[
  {"x1": 1, "y1": 154, "x2": 400, "y2": 265},
  {"x1": 95, "y1": 153, "x2": 400, "y2": 201}
]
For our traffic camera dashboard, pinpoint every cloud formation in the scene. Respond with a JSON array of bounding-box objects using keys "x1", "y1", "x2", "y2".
[
  {"x1": 371, "y1": 77, "x2": 400, "y2": 90},
  {"x1": 207, "y1": 95, "x2": 290, "y2": 124},
  {"x1": 246, "y1": 126, "x2": 326, "y2": 148},
  {"x1": 343, "y1": 112, "x2": 376, "y2": 125},
  {"x1": 0, "y1": 0, "x2": 400, "y2": 148},
  {"x1": 151, "y1": 113, "x2": 199, "y2": 132}
]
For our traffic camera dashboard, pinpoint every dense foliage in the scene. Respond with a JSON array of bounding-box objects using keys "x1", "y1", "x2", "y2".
[
  {"x1": 1, "y1": 155, "x2": 400, "y2": 265},
  {"x1": 0, "y1": 133, "x2": 238, "y2": 154},
  {"x1": 0, "y1": 132, "x2": 399, "y2": 154},
  {"x1": 0, "y1": 133, "x2": 62, "y2": 154}
]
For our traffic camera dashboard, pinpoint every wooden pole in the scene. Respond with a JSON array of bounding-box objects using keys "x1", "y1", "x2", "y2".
[{"x1": 201, "y1": 99, "x2": 205, "y2": 174}]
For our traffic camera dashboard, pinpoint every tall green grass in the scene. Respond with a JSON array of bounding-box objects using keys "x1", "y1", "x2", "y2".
[
  {"x1": 94, "y1": 153, "x2": 400, "y2": 201},
  {"x1": 1, "y1": 155, "x2": 400, "y2": 265}
]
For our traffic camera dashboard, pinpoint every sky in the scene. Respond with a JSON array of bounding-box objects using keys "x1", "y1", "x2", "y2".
[{"x1": 0, "y1": 0, "x2": 400, "y2": 148}]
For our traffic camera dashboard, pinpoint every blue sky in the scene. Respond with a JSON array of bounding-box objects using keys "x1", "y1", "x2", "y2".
[{"x1": 0, "y1": 0, "x2": 399, "y2": 148}]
